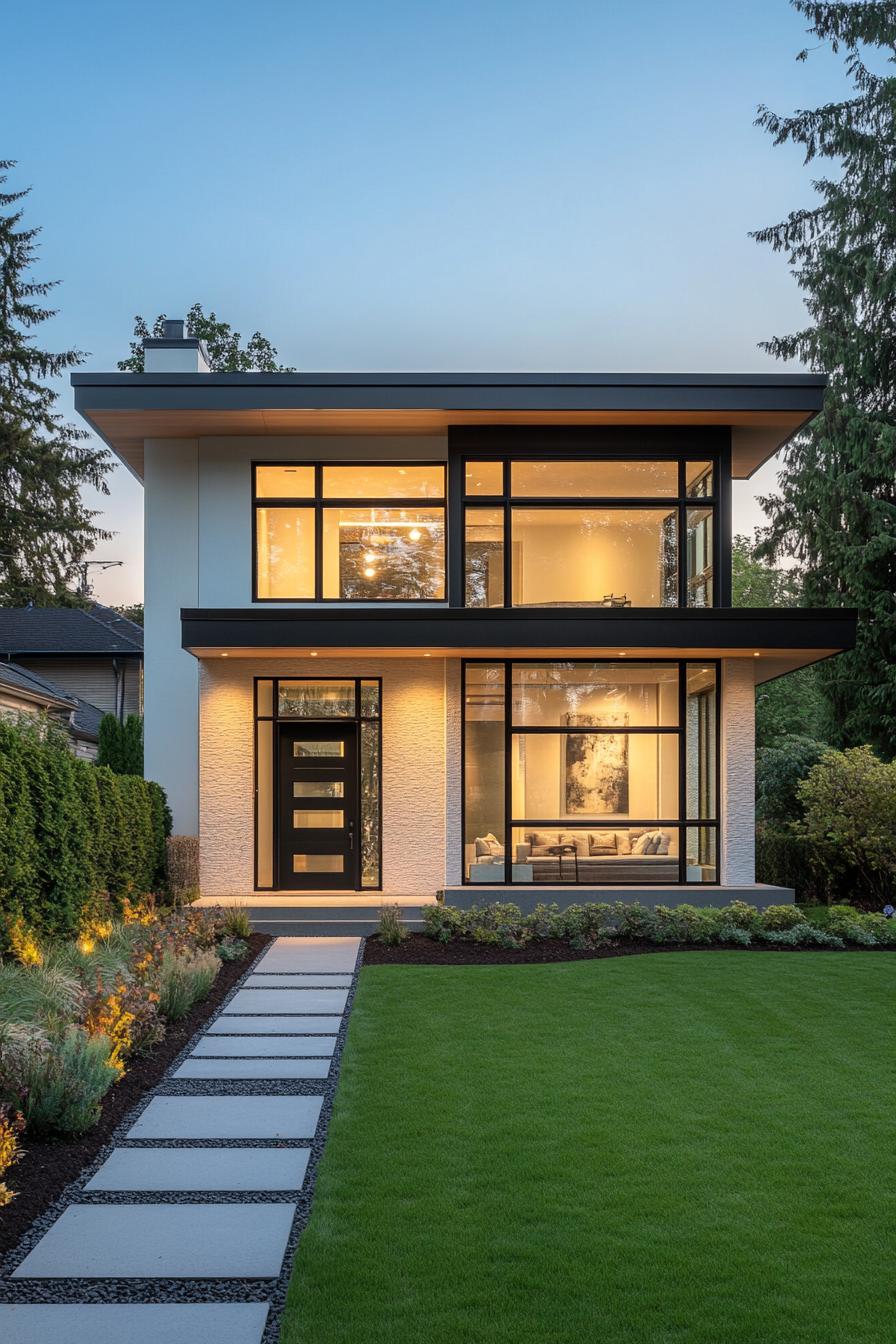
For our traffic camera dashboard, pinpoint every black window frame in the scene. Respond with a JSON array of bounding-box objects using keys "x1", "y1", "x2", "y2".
[
  {"x1": 448, "y1": 427, "x2": 730, "y2": 610},
  {"x1": 461, "y1": 656, "x2": 722, "y2": 886},
  {"x1": 252, "y1": 461, "x2": 448, "y2": 604},
  {"x1": 254, "y1": 675, "x2": 383, "y2": 891}
]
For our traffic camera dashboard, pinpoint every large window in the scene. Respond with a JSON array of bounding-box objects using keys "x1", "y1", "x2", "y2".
[
  {"x1": 254, "y1": 463, "x2": 446, "y2": 601},
  {"x1": 462, "y1": 455, "x2": 717, "y2": 608},
  {"x1": 463, "y1": 660, "x2": 719, "y2": 885}
]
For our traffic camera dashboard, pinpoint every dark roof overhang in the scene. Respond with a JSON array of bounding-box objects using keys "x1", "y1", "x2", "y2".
[
  {"x1": 72, "y1": 371, "x2": 826, "y2": 481},
  {"x1": 181, "y1": 605, "x2": 856, "y2": 684}
]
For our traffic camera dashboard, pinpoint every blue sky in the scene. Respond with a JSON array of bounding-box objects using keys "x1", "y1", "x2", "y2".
[{"x1": 6, "y1": 0, "x2": 849, "y2": 603}]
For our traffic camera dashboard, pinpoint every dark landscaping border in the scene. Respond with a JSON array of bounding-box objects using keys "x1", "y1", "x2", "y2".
[
  {"x1": 0, "y1": 935, "x2": 365, "y2": 1344},
  {"x1": 0, "y1": 932, "x2": 271, "y2": 1258},
  {"x1": 362, "y1": 933, "x2": 894, "y2": 966}
]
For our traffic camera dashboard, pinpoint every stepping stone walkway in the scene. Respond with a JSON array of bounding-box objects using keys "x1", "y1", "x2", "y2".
[{"x1": 0, "y1": 936, "x2": 361, "y2": 1344}]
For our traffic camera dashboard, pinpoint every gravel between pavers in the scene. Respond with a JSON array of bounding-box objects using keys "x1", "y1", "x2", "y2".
[{"x1": 0, "y1": 936, "x2": 365, "y2": 1344}]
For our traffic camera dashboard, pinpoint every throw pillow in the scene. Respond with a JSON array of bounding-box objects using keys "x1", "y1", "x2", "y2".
[
  {"x1": 530, "y1": 831, "x2": 560, "y2": 849},
  {"x1": 655, "y1": 831, "x2": 671, "y2": 855},
  {"x1": 560, "y1": 832, "x2": 590, "y2": 858},
  {"x1": 589, "y1": 832, "x2": 617, "y2": 855},
  {"x1": 615, "y1": 831, "x2": 633, "y2": 854},
  {"x1": 632, "y1": 832, "x2": 654, "y2": 856},
  {"x1": 483, "y1": 833, "x2": 504, "y2": 856}
]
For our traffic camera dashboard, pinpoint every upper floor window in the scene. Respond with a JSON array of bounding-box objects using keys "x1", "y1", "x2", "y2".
[
  {"x1": 254, "y1": 463, "x2": 446, "y2": 601},
  {"x1": 463, "y1": 456, "x2": 716, "y2": 609}
]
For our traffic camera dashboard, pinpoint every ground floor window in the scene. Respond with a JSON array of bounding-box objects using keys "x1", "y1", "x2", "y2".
[
  {"x1": 463, "y1": 660, "x2": 719, "y2": 885},
  {"x1": 255, "y1": 677, "x2": 381, "y2": 890}
]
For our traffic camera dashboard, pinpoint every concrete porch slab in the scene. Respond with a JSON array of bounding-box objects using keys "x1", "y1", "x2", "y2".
[
  {"x1": 12, "y1": 1203, "x2": 295, "y2": 1279},
  {"x1": 0, "y1": 1303, "x2": 270, "y2": 1344},
  {"x1": 442, "y1": 883, "x2": 795, "y2": 912}
]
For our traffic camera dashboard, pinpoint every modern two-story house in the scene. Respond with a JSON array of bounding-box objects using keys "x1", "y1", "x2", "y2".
[{"x1": 73, "y1": 324, "x2": 856, "y2": 910}]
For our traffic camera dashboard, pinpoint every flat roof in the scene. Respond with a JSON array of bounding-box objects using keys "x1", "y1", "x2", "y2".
[
  {"x1": 71, "y1": 370, "x2": 826, "y2": 481},
  {"x1": 180, "y1": 604, "x2": 855, "y2": 684}
]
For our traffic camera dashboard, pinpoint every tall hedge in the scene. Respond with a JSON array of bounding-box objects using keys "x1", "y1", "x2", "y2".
[{"x1": 0, "y1": 719, "x2": 170, "y2": 940}]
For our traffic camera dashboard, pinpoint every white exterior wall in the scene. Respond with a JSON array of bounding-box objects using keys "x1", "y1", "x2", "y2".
[
  {"x1": 144, "y1": 439, "x2": 200, "y2": 834},
  {"x1": 720, "y1": 658, "x2": 756, "y2": 884},
  {"x1": 199, "y1": 655, "x2": 455, "y2": 897}
]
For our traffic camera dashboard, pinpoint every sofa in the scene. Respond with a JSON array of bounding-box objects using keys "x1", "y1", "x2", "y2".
[{"x1": 468, "y1": 828, "x2": 679, "y2": 883}]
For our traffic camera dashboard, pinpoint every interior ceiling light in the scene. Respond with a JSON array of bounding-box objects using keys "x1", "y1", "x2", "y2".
[
  {"x1": 309, "y1": 651, "x2": 318, "y2": 658},
  {"x1": 409, "y1": 528, "x2": 422, "y2": 542},
  {"x1": 363, "y1": 566, "x2": 376, "y2": 578}
]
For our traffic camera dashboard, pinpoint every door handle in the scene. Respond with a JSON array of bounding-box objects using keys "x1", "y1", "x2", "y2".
[{"x1": 348, "y1": 821, "x2": 355, "y2": 851}]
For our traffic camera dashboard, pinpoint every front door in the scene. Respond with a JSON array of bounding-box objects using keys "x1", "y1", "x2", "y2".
[{"x1": 278, "y1": 723, "x2": 359, "y2": 889}]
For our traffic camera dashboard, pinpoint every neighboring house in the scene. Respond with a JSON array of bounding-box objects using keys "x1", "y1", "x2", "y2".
[
  {"x1": 0, "y1": 660, "x2": 104, "y2": 760},
  {"x1": 72, "y1": 323, "x2": 856, "y2": 905},
  {"x1": 0, "y1": 604, "x2": 143, "y2": 721}
]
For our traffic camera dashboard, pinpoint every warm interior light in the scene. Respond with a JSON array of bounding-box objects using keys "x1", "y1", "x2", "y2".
[
  {"x1": 409, "y1": 527, "x2": 422, "y2": 542},
  {"x1": 618, "y1": 652, "x2": 627, "y2": 657},
  {"x1": 364, "y1": 566, "x2": 377, "y2": 578},
  {"x1": 754, "y1": 652, "x2": 760, "y2": 658},
  {"x1": 364, "y1": 552, "x2": 377, "y2": 564},
  {"x1": 309, "y1": 651, "x2": 318, "y2": 658}
]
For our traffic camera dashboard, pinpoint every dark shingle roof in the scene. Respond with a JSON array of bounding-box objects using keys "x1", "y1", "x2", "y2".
[
  {"x1": 0, "y1": 660, "x2": 105, "y2": 743},
  {"x1": 0, "y1": 660, "x2": 77, "y2": 706},
  {"x1": 0, "y1": 604, "x2": 143, "y2": 656}
]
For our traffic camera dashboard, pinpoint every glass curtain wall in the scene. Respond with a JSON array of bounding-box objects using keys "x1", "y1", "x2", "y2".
[
  {"x1": 463, "y1": 456, "x2": 716, "y2": 609},
  {"x1": 463, "y1": 660, "x2": 719, "y2": 884}
]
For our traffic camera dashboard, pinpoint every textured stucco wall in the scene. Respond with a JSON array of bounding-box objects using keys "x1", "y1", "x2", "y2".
[
  {"x1": 720, "y1": 658, "x2": 755, "y2": 884},
  {"x1": 144, "y1": 439, "x2": 200, "y2": 834},
  {"x1": 199, "y1": 656, "x2": 449, "y2": 896}
]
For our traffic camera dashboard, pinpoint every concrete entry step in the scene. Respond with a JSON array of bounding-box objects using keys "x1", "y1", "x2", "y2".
[
  {"x1": 0, "y1": 1304, "x2": 270, "y2": 1344},
  {"x1": 249, "y1": 913, "x2": 426, "y2": 936},
  {"x1": 253, "y1": 936, "x2": 361, "y2": 973}
]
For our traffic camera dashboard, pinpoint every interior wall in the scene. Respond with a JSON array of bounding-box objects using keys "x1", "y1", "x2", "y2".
[{"x1": 513, "y1": 513, "x2": 673, "y2": 606}]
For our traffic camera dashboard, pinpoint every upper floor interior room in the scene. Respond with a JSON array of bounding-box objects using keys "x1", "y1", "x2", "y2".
[{"x1": 72, "y1": 324, "x2": 826, "y2": 614}]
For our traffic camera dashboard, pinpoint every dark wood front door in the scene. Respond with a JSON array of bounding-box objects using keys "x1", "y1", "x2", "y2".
[{"x1": 278, "y1": 723, "x2": 359, "y2": 890}]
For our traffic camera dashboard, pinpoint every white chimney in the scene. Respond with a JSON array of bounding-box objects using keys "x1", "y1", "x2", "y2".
[{"x1": 143, "y1": 318, "x2": 211, "y2": 373}]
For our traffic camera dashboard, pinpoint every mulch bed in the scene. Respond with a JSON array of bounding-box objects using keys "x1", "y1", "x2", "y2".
[
  {"x1": 0, "y1": 931, "x2": 270, "y2": 1258},
  {"x1": 363, "y1": 932, "x2": 891, "y2": 966}
]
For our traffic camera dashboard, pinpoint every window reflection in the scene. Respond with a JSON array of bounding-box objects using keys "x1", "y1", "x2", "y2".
[
  {"x1": 465, "y1": 508, "x2": 504, "y2": 607},
  {"x1": 511, "y1": 460, "x2": 678, "y2": 497},
  {"x1": 322, "y1": 508, "x2": 445, "y2": 599}
]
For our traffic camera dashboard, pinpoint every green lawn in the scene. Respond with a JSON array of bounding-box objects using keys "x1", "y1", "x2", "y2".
[{"x1": 282, "y1": 954, "x2": 893, "y2": 1344}]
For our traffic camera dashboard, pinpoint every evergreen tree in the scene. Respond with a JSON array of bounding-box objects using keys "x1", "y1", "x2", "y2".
[
  {"x1": 0, "y1": 161, "x2": 110, "y2": 604},
  {"x1": 752, "y1": 2, "x2": 896, "y2": 757},
  {"x1": 97, "y1": 714, "x2": 121, "y2": 772},
  {"x1": 118, "y1": 302, "x2": 294, "y2": 372},
  {"x1": 732, "y1": 532, "x2": 830, "y2": 745}
]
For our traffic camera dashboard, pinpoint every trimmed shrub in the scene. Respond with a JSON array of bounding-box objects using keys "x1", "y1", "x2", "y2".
[
  {"x1": 0, "y1": 720, "x2": 170, "y2": 940},
  {"x1": 761, "y1": 904, "x2": 806, "y2": 931},
  {"x1": 797, "y1": 747, "x2": 896, "y2": 905},
  {"x1": 418, "y1": 899, "x2": 892, "y2": 951},
  {"x1": 166, "y1": 834, "x2": 198, "y2": 903}
]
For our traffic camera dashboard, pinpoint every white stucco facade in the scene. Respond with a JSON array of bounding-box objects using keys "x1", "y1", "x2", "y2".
[{"x1": 141, "y1": 433, "x2": 762, "y2": 898}]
